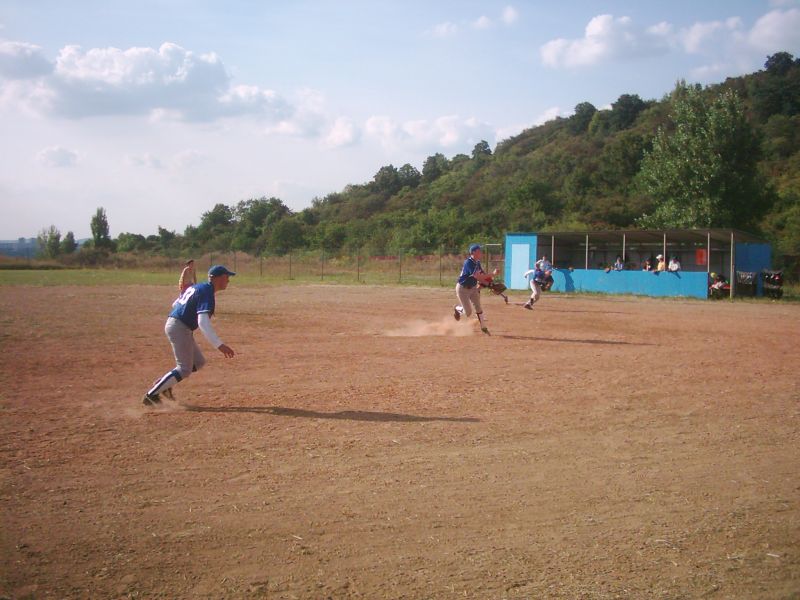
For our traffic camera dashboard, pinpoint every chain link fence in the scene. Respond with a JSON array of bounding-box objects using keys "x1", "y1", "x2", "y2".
[{"x1": 152, "y1": 247, "x2": 507, "y2": 287}]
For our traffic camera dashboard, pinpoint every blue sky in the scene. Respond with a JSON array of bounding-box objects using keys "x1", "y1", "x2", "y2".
[{"x1": 1, "y1": 0, "x2": 799, "y2": 239}]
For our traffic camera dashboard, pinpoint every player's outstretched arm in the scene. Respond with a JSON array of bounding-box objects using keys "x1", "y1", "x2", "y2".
[{"x1": 197, "y1": 312, "x2": 234, "y2": 358}]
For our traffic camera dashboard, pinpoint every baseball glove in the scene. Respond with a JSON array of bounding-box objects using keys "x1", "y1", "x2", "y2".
[{"x1": 487, "y1": 281, "x2": 507, "y2": 295}]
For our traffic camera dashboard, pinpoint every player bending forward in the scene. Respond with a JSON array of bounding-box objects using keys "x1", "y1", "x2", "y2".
[
  {"x1": 143, "y1": 265, "x2": 236, "y2": 406},
  {"x1": 453, "y1": 243, "x2": 494, "y2": 335}
]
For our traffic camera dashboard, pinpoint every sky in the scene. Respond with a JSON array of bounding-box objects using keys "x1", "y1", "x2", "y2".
[{"x1": 1, "y1": 0, "x2": 799, "y2": 239}]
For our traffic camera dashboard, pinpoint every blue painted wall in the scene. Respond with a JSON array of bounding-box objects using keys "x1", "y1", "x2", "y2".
[
  {"x1": 735, "y1": 242, "x2": 771, "y2": 296},
  {"x1": 548, "y1": 268, "x2": 709, "y2": 299},
  {"x1": 505, "y1": 234, "x2": 538, "y2": 290}
]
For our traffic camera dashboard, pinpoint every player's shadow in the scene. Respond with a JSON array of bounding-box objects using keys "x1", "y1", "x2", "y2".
[
  {"x1": 183, "y1": 405, "x2": 479, "y2": 423},
  {"x1": 496, "y1": 334, "x2": 652, "y2": 346},
  {"x1": 538, "y1": 308, "x2": 629, "y2": 315}
]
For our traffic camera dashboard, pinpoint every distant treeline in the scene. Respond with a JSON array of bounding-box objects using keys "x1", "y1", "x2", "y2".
[{"x1": 34, "y1": 53, "x2": 800, "y2": 271}]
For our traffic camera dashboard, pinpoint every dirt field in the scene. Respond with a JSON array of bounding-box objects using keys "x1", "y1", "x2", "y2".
[{"x1": 1, "y1": 283, "x2": 798, "y2": 599}]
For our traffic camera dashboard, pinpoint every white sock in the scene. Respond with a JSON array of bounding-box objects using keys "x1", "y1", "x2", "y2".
[{"x1": 148, "y1": 369, "x2": 181, "y2": 397}]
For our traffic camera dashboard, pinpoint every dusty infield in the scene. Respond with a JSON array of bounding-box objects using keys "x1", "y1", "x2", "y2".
[{"x1": 1, "y1": 283, "x2": 798, "y2": 599}]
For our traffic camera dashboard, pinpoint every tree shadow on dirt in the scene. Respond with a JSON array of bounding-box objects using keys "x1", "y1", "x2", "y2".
[
  {"x1": 496, "y1": 334, "x2": 652, "y2": 346},
  {"x1": 183, "y1": 405, "x2": 480, "y2": 423}
]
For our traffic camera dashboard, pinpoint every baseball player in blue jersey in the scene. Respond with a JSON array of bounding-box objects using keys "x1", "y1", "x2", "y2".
[
  {"x1": 453, "y1": 243, "x2": 494, "y2": 335},
  {"x1": 143, "y1": 265, "x2": 236, "y2": 406}
]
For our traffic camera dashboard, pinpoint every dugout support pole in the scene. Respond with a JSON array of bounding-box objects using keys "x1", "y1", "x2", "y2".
[
  {"x1": 707, "y1": 232, "x2": 711, "y2": 275},
  {"x1": 730, "y1": 231, "x2": 736, "y2": 300},
  {"x1": 584, "y1": 234, "x2": 589, "y2": 270},
  {"x1": 439, "y1": 246, "x2": 443, "y2": 286},
  {"x1": 622, "y1": 233, "x2": 626, "y2": 264},
  {"x1": 551, "y1": 235, "x2": 555, "y2": 266},
  {"x1": 663, "y1": 233, "x2": 667, "y2": 264}
]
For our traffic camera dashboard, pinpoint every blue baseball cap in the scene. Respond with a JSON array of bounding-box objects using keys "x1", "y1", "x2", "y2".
[
  {"x1": 468, "y1": 243, "x2": 482, "y2": 253},
  {"x1": 208, "y1": 265, "x2": 236, "y2": 277}
]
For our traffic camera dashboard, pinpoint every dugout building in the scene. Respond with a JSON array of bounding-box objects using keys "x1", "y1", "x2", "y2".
[{"x1": 503, "y1": 229, "x2": 772, "y2": 299}]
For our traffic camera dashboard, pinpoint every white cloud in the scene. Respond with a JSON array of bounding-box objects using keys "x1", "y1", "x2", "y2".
[
  {"x1": 534, "y1": 106, "x2": 565, "y2": 125},
  {"x1": 171, "y1": 150, "x2": 206, "y2": 169},
  {"x1": 36, "y1": 145, "x2": 78, "y2": 167},
  {"x1": 541, "y1": 14, "x2": 671, "y2": 68},
  {"x1": 747, "y1": 8, "x2": 800, "y2": 52},
  {"x1": 0, "y1": 41, "x2": 53, "y2": 79},
  {"x1": 324, "y1": 117, "x2": 359, "y2": 148},
  {"x1": 125, "y1": 153, "x2": 163, "y2": 169},
  {"x1": 430, "y1": 22, "x2": 458, "y2": 38},
  {"x1": 473, "y1": 16, "x2": 492, "y2": 30},
  {"x1": 542, "y1": 9, "x2": 800, "y2": 72},
  {"x1": 1, "y1": 40, "x2": 291, "y2": 122},
  {"x1": 365, "y1": 114, "x2": 494, "y2": 151},
  {"x1": 266, "y1": 88, "x2": 327, "y2": 138},
  {"x1": 501, "y1": 6, "x2": 519, "y2": 25},
  {"x1": 680, "y1": 17, "x2": 742, "y2": 54},
  {"x1": 218, "y1": 84, "x2": 290, "y2": 119}
]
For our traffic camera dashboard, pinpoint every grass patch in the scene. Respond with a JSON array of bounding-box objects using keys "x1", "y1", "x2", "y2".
[{"x1": 0, "y1": 269, "x2": 452, "y2": 288}]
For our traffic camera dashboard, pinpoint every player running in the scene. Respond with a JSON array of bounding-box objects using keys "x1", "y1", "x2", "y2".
[
  {"x1": 453, "y1": 243, "x2": 493, "y2": 335},
  {"x1": 522, "y1": 268, "x2": 544, "y2": 310},
  {"x1": 143, "y1": 265, "x2": 236, "y2": 407},
  {"x1": 522, "y1": 256, "x2": 555, "y2": 310}
]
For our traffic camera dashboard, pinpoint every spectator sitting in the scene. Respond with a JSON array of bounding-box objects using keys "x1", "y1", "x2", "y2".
[
  {"x1": 613, "y1": 256, "x2": 624, "y2": 271},
  {"x1": 710, "y1": 273, "x2": 729, "y2": 299},
  {"x1": 655, "y1": 254, "x2": 666, "y2": 272},
  {"x1": 668, "y1": 256, "x2": 681, "y2": 272},
  {"x1": 642, "y1": 258, "x2": 653, "y2": 271}
]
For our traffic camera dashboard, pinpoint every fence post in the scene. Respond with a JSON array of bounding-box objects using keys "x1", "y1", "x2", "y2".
[
  {"x1": 439, "y1": 246, "x2": 443, "y2": 286},
  {"x1": 289, "y1": 252, "x2": 293, "y2": 280},
  {"x1": 259, "y1": 255, "x2": 263, "y2": 278},
  {"x1": 321, "y1": 249, "x2": 325, "y2": 281}
]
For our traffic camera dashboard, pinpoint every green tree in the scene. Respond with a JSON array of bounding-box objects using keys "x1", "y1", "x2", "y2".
[
  {"x1": 569, "y1": 102, "x2": 597, "y2": 134},
  {"x1": 116, "y1": 232, "x2": 148, "y2": 252},
  {"x1": 421, "y1": 153, "x2": 449, "y2": 183},
  {"x1": 37, "y1": 225, "x2": 61, "y2": 258},
  {"x1": 609, "y1": 94, "x2": 647, "y2": 131},
  {"x1": 91, "y1": 207, "x2": 112, "y2": 249},
  {"x1": 60, "y1": 231, "x2": 78, "y2": 254},
  {"x1": 372, "y1": 165, "x2": 402, "y2": 196},
  {"x1": 637, "y1": 84, "x2": 767, "y2": 228},
  {"x1": 397, "y1": 163, "x2": 421, "y2": 188},
  {"x1": 471, "y1": 140, "x2": 492, "y2": 160},
  {"x1": 268, "y1": 218, "x2": 305, "y2": 253},
  {"x1": 765, "y1": 51, "x2": 795, "y2": 76}
]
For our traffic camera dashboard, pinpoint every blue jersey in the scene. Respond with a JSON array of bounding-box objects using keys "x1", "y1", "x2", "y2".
[
  {"x1": 169, "y1": 282, "x2": 215, "y2": 330},
  {"x1": 457, "y1": 257, "x2": 483, "y2": 288}
]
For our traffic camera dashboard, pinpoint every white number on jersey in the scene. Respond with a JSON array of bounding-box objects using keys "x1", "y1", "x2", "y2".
[{"x1": 176, "y1": 286, "x2": 196, "y2": 306}]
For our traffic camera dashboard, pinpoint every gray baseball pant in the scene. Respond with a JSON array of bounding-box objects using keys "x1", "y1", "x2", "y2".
[{"x1": 456, "y1": 283, "x2": 483, "y2": 316}]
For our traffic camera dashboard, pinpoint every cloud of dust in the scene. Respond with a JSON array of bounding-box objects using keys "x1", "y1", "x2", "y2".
[
  {"x1": 118, "y1": 401, "x2": 187, "y2": 419},
  {"x1": 384, "y1": 317, "x2": 476, "y2": 337}
]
